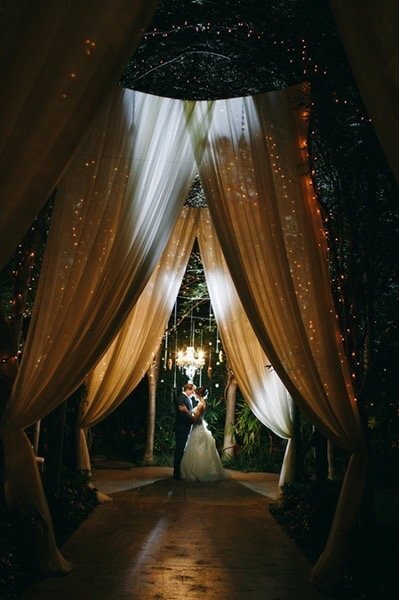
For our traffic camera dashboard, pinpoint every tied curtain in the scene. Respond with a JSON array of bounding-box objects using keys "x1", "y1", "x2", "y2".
[
  {"x1": 197, "y1": 210, "x2": 295, "y2": 489},
  {"x1": 193, "y1": 84, "x2": 366, "y2": 585},
  {"x1": 77, "y1": 207, "x2": 199, "y2": 472},
  {"x1": 0, "y1": 0, "x2": 159, "y2": 270},
  {"x1": 330, "y1": 0, "x2": 399, "y2": 185},
  {"x1": 2, "y1": 88, "x2": 198, "y2": 572}
]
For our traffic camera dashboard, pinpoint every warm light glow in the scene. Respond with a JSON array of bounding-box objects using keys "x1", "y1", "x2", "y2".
[{"x1": 176, "y1": 345, "x2": 206, "y2": 381}]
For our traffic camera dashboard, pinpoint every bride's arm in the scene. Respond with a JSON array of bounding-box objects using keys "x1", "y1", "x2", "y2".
[
  {"x1": 178, "y1": 404, "x2": 196, "y2": 421},
  {"x1": 191, "y1": 402, "x2": 205, "y2": 422}
]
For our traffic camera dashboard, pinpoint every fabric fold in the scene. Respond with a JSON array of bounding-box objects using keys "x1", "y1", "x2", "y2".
[
  {"x1": 191, "y1": 84, "x2": 366, "y2": 585},
  {"x1": 0, "y1": 0, "x2": 159, "y2": 269},
  {"x1": 198, "y1": 209, "x2": 295, "y2": 489},
  {"x1": 78, "y1": 207, "x2": 199, "y2": 472},
  {"x1": 2, "y1": 88, "x2": 197, "y2": 572}
]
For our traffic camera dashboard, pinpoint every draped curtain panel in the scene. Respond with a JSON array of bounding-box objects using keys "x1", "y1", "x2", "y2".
[
  {"x1": 193, "y1": 84, "x2": 366, "y2": 585},
  {"x1": 77, "y1": 207, "x2": 199, "y2": 472},
  {"x1": 330, "y1": 0, "x2": 399, "y2": 185},
  {"x1": 0, "y1": 0, "x2": 159, "y2": 269},
  {"x1": 197, "y1": 209, "x2": 295, "y2": 488},
  {"x1": 2, "y1": 89, "x2": 197, "y2": 572}
]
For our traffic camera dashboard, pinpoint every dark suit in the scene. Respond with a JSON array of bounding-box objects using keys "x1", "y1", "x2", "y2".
[{"x1": 173, "y1": 392, "x2": 193, "y2": 479}]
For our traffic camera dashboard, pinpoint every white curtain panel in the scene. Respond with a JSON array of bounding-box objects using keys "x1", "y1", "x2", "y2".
[
  {"x1": 2, "y1": 88, "x2": 198, "y2": 572},
  {"x1": 193, "y1": 84, "x2": 366, "y2": 586},
  {"x1": 197, "y1": 209, "x2": 295, "y2": 488},
  {"x1": 0, "y1": 0, "x2": 159, "y2": 269},
  {"x1": 77, "y1": 207, "x2": 199, "y2": 471}
]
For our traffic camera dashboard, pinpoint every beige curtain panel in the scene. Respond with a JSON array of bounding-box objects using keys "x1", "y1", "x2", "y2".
[
  {"x1": 197, "y1": 209, "x2": 295, "y2": 489},
  {"x1": 0, "y1": 0, "x2": 159, "y2": 270},
  {"x1": 77, "y1": 207, "x2": 199, "y2": 472},
  {"x1": 331, "y1": 0, "x2": 399, "y2": 185},
  {"x1": 193, "y1": 84, "x2": 366, "y2": 586},
  {"x1": 1, "y1": 89, "x2": 197, "y2": 573}
]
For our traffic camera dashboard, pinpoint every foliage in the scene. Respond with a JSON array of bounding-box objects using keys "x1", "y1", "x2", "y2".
[
  {"x1": 0, "y1": 468, "x2": 98, "y2": 599},
  {"x1": 0, "y1": 195, "x2": 53, "y2": 321},
  {"x1": 225, "y1": 447, "x2": 284, "y2": 474},
  {"x1": 270, "y1": 481, "x2": 341, "y2": 561},
  {"x1": 232, "y1": 399, "x2": 264, "y2": 453},
  {"x1": 201, "y1": 394, "x2": 225, "y2": 446},
  {"x1": 122, "y1": 0, "x2": 339, "y2": 100},
  {"x1": 0, "y1": 511, "x2": 39, "y2": 599},
  {"x1": 46, "y1": 468, "x2": 98, "y2": 547},
  {"x1": 270, "y1": 482, "x2": 398, "y2": 598},
  {"x1": 153, "y1": 413, "x2": 175, "y2": 463},
  {"x1": 90, "y1": 378, "x2": 148, "y2": 462},
  {"x1": 226, "y1": 399, "x2": 285, "y2": 472}
]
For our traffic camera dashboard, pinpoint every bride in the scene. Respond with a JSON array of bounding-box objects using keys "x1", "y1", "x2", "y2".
[{"x1": 180, "y1": 386, "x2": 228, "y2": 482}]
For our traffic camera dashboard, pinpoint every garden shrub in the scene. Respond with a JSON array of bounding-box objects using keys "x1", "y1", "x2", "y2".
[
  {"x1": 269, "y1": 480, "x2": 341, "y2": 561},
  {"x1": 270, "y1": 480, "x2": 398, "y2": 598},
  {"x1": 0, "y1": 468, "x2": 98, "y2": 599},
  {"x1": 46, "y1": 468, "x2": 99, "y2": 546},
  {"x1": 0, "y1": 512, "x2": 40, "y2": 599}
]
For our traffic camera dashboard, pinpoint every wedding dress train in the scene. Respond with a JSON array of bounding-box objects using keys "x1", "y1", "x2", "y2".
[{"x1": 180, "y1": 419, "x2": 228, "y2": 482}]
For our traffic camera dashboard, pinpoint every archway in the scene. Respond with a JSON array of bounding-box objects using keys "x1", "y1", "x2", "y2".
[{"x1": 2, "y1": 85, "x2": 365, "y2": 587}]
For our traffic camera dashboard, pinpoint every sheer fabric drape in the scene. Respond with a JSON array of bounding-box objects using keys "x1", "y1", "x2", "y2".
[
  {"x1": 197, "y1": 210, "x2": 295, "y2": 488},
  {"x1": 77, "y1": 207, "x2": 199, "y2": 472},
  {"x1": 2, "y1": 89, "x2": 196, "y2": 572},
  {"x1": 330, "y1": 0, "x2": 399, "y2": 185},
  {"x1": 0, "y1": 0, "x2": 159, "y2": 269},
  {"x1": 193, "y1": 84, "x2": 366, "y2": 585}
]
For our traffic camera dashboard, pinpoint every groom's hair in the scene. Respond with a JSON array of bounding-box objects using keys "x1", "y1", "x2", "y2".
[{"x1": 183, "y1": 383, "x2": 195, "y2": 392}]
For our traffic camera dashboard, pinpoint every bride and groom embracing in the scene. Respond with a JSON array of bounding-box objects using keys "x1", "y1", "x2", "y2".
[{"x1": 173, "y1": 382, "x2": 228, "y2": 482}]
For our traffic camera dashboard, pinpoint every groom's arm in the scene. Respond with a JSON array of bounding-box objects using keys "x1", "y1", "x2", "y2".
[
  {"x1": 178, "y1": 403, "x2": 196, "y2": 421},
  {"x1": 177, "y1": 396, "x2": 195, "y2": 422},
  {"x1": 178, "y1": 403, "x2": 202, "y2": 423}
]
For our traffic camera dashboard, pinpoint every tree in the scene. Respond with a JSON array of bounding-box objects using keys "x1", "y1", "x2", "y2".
[
  {"x1": 144, "y1": 349, "x2": 162, "y2": 465},
  {"x1": 222, "y1": 368, "x2": 237, "y2": 461}
]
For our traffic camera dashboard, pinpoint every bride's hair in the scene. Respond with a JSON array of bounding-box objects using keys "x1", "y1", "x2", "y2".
[{"x1": 196, "y1": 386, "x2": 208, "y2": 399}]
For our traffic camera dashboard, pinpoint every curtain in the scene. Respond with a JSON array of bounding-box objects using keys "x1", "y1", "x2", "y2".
[
  {"x1": 197, "y1": 209, "x2": 295, "y2": 488},
  {"x1": 193, "y1": 84, "x2": 366, "y2": 586},
  {"x1": 330, "y1": 0, "x2": 399, "y2": 185},
  {"x1": 1, "y1": 89, "x2": 197, "y2": 572},
  {"x1": 0, "y1": 0, "x2": 159, "y2": 270},
  {"x1": 77, "y1": 207, "x2": 199, "y2": 472}
]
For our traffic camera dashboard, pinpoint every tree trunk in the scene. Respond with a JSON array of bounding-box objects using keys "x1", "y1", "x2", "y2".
[
  {"x1": 222, "y1": 369, "x2": 237, "y2": 461},
  {"x1": 144, "y1": 348, "x2": 161, "y2": 465}
]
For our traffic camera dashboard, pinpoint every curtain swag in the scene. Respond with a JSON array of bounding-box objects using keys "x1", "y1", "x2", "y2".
[{"x1": 2, "y1": 82, "x2": 366, "y2": 588}]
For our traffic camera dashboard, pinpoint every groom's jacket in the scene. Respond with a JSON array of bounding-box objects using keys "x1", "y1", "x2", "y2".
[{"x1": 174, "y1": 393, "x2": 193, "y2": 433}]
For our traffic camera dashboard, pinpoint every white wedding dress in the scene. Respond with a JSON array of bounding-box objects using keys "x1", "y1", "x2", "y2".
[{"x1": 180, "y1": 418, "x2": 228, "y2": 482}]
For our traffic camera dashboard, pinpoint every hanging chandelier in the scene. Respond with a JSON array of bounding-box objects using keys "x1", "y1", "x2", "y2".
[{"x1": 176, "y1": 346, "x2": 205, "y2": 382}]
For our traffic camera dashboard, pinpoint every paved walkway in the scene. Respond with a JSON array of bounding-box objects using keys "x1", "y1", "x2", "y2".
[{"x1": 22, "y1": 467, "x2": 328, "y2": 599}]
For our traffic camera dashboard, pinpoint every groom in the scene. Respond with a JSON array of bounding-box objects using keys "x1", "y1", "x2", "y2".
[{"x1": 173, "y1": 382, "x2": 196, "y2": 480}]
